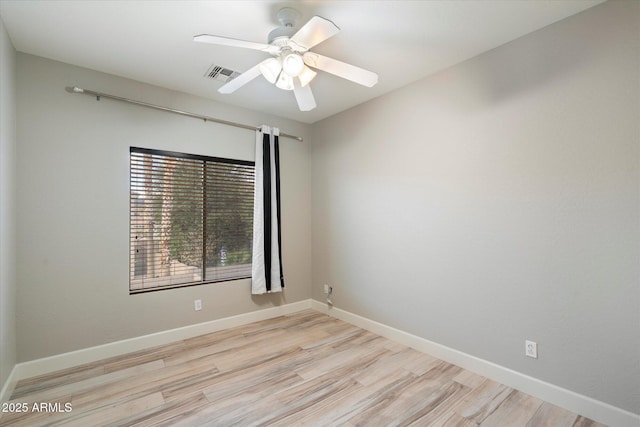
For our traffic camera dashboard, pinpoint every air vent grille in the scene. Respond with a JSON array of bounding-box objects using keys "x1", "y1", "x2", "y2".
[{"x1": 204, "y1": 65, "x2": 241, "y2": 83}]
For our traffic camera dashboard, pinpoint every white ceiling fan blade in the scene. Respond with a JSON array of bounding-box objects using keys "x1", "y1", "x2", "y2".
[
  {"x1": 293, "y1": 78, "x2": 317, "y2": 111},
  {"x1": 290, "y1": 16, "x2": 340, "y2": 51},
  {"x1": 303, "y1": 52, "x2": 378, "y2": 87},
  {"x1": 218, "y1": 61, "x2": 264, "y2": 94},
  {"x1": 193, "y1": 34, "x2": 277, "y2": 54}
]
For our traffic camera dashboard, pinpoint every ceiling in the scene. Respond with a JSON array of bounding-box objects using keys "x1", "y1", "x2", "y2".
[{"x1": 0, "y1": 0, "x2": 604, "y2": 124}]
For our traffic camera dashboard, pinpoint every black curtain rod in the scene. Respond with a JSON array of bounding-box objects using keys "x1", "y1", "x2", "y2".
[{"x1": 65, "y1": 86, "x2": 303, "y2": 142}]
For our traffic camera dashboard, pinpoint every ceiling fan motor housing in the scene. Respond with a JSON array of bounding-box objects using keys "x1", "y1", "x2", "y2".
[{"x1": 268, "y1": 7, "x2": 300, "y2": 45}]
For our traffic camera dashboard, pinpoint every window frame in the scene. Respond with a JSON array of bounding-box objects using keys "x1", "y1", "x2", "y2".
[{"x1": 129, "y1": 146, "x2": 255, "y2": 294}]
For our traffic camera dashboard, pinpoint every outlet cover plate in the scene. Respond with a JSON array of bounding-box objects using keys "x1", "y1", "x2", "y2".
[{"x1": 525, "y1": 340, "x2": 537, "y2": 358}]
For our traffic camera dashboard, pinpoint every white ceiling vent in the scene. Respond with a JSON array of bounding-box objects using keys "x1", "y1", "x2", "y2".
[{"x1": 204, "y1": 65, "x2": 241, "y2": 83}]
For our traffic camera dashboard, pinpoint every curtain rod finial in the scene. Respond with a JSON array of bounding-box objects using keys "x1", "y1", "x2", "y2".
[{"x1": 65, "y1": 86, "x2": 84, "y2": 93}]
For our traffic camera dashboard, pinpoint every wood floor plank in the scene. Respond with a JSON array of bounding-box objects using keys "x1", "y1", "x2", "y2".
[
  {"x1": 102, "y1": 341, "x2": 187, "y2": 373},
  {"x1": 11, "y1": 365, "x2": 105, "y2": 399},
  {"x1": 454, "y1": 378, "x2": 515, "y2": 423},
  {"x1": 401, "y1": 350, "x2": 443, "y2": 376},
  {"x1": 526, "y1": 402, "x2": 581, "y2": 427},
  {"x1": 159, "y1": 368, "x2": 229, "y2": 401},
  {"x1": 480, "y1": 390, "x2": 543, "y2": 427},
  {"x1": 179, "y1": 395, "x2": 284, "y2": 427},
  {"x1": 337, "y1": 373, "x2": 427, "y2": 426},
  {"x1": 454, "y1": 369, "x2": 487, "y2": 389},
  {"x1": 346, "y1": 363, "x2": 465, "y2": 426},
  {"x1": 348, "y1": 373, "x2": 461, "y2": 426},
  {"x1": 8, "y1": 359, "x2": 165, "y2": 406},
  {"x1": 1, "y1": 311, "x2": 607, "y2": 427},
  {"x1": 353, "y1": 346, "x2": 441, "y2": 386},
  {"x1": 317, "y1": 370, "x2": 422, "y2": 426},
  {"x1": 440, "y1": 411, "x2": 480, "y2": 427},
  {"x1": 163, "y1": 332, "x2": 251, "y2": 367},
  {"x1": 257, "y1": 376, "x2": 363, "y2": 426},
  {"x1": 202, "y1": 370, "x2": 304, "y2": 412},
  {"x1": 295, "y1": 344, "x2": 389, "y2": 381},
  {"x1": 162, "y1": 370, "x2": 305, "y2": 425},
  {"x1": 71, "y1": 353, "x2": 220, "y2": 407},
  {"x1": 300, "y1": 323, "x2": 365, "y2": 351},
  {"x1": 52, "y1": 391, "x2": 165, "y2": 427},
  {"x1": 398, "y1": 376, "x2": 477, "y2": 427},
  {"x1": 105, "y1": 392, "x2": 210, "y2": 427},
  {"x1": 395, "y1": 381, "x2": 472, "y2": 427},
  {"x1": 353, "y1": 348, "x2": 420, "y2": 386},
  {"x1": 573, "y1": 415, "x2": 609, "y2": 427}
]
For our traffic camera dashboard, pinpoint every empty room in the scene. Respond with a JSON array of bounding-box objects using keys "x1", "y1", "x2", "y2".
[{"x1": 0, "y1": 0, "x2": 638, "y2": 425}]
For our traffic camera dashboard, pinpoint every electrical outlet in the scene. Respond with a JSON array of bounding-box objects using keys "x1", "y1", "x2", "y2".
[
  {"x1": 194, "y1": 299, "x2": 202, "y2": 311},
  {"x1": 525, "y1": 340, "x2": 537, "y2": 358},
  {"x1": 323, "y1": 284, "x2": 329, "y2": 294}
]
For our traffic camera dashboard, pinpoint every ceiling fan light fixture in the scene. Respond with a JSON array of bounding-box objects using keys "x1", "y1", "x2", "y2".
[
  {"x1": 259, "y1": 58, "x2": 282, "y2": 84},
  {"x1": 282, "y1": 53, "x2": 304, "y2": 77},
  {"x1": 298, "y1": 65, "x2": 317, "y2": 87},
  {"x1": 276, "y1": 72, "x2": 295, "y2": 91}
]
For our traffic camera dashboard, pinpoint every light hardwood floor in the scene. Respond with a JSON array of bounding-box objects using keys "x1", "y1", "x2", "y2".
[{"x1": 1, "y1": 310, "x2": 606, "y2": 426}]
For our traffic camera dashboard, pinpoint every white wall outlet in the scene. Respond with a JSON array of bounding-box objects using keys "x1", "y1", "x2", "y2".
[
  {"x1": 525, "y1": 340, "x2": 537, "y2": 358},
  {"x1": 194, "y1": 299, "x2": 202, "y2": 311},
  {"x1": 323, "y1": 284, "x2": 329, "y2": 294}
]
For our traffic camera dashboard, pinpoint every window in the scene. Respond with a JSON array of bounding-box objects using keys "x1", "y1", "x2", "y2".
[{"x1": 129, "y1": 147, "x2": 255, "y2": 293}]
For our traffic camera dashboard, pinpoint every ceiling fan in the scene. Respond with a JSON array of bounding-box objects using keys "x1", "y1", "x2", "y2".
[{"x1": 194, "y1": 7, "x2": 378, "y2": 112}]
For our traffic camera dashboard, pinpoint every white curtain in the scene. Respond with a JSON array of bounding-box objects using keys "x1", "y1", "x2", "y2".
[{"x1": 252, "y1": 125, "x2": 284, "y2": 294}]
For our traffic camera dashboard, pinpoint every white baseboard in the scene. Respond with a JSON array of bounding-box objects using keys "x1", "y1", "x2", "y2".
[
  {"x1": 13, "y1": 299, "x2": 312, "y2": 382},
  {"x1": 311, "y1": 300, "x2": 639, "y2": 427},
  {"x1": 0, "y1": 365, "x2": 18, "y2": 405}
]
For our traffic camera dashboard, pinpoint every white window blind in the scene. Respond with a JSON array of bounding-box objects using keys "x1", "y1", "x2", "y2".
[{"x1": 130, "y1": 147, "x2": 255, "y2": 293}]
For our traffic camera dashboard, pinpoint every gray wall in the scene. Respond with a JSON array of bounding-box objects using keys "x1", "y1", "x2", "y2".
[
  {"x1": 0, "y1": 15, "x2": 17, "y2": 394},
  {"x1": 311, "y1": 0, "x2": 639, "y2": 414},
  {"x1": 15, "y1": 54, "x2": 312, "y2": 362}
]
